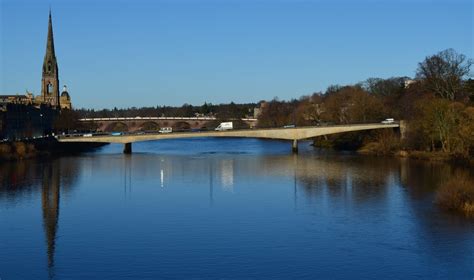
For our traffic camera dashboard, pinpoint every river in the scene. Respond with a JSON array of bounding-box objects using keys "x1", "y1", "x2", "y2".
[{"x1": 1, "y1": 138, "x2": 473, "y2": 279}]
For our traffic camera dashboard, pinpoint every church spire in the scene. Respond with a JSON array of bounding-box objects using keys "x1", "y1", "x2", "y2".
[
  {"x1": 41, "y1": 9, "x2": 60, "y2": 108},
  {"x1": 45, "y1": 9, "x2": 56, "y2": 62}
]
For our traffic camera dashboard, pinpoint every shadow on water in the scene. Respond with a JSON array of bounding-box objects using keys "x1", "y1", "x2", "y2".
[{"x1": 0, "y1": 141, "x2": 473, "y2": 279}]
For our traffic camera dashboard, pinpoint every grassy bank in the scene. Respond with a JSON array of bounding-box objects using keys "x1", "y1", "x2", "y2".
[
  {"x1": 0, "y1": 141, "x2": 47, "y2": 161},
  {"x1": 0, "y1": 138, "x2": 107, "y2": 162},
  {"x1": 357, "y1": 141, "x2": 473, "y2": 164},
  {"x1": 436, "y1": 175, "x2": 474, "y2": 217}
]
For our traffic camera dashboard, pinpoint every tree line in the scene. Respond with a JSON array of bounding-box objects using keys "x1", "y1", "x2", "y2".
[
  {"x1": 257, "y1": 49, "x2": 473, "y2": 158},
  {"x1": 74, "y1": 102, "x2": 257, "y2": 119}
]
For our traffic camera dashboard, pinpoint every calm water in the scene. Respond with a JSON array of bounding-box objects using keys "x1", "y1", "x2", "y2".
[{"x1": 1, "y1": 138, "x2": 473, "y2": 279}]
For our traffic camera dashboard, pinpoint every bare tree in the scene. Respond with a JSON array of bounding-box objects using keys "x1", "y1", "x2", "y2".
[
  {"x1": 295, "y1": 93, "x2": 324, "y2": 125},
  {"x1": 416, "y1": 49, "x2": 472, "y2": 100}
]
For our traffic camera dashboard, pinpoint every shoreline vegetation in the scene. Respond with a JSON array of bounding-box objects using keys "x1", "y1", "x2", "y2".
[
  {"x1": 313, "y1": 136, "x2": 472, "y2": 164},
  {"x1": 436, "y1": 175, "x2": 474, "y2": 218},
  {"x1": 0, "y1": 141, "x2": 39, "y2": 161},
  {"x1": 311, "y1": 128, "x2": 472, "y2": 164},
  {"x1": 0, "y1": 138, "x2": 107, "y2": 162}
]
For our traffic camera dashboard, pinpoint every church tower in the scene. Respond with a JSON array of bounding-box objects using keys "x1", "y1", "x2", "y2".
[{"x1": 41, "y1": 10, "x2": 60, "y2": 108}]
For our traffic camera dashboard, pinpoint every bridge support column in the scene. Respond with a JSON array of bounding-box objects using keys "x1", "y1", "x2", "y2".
[
  {"x1": 399, "y1": 120, "x2": 407, "y2": 141},
  {"x1": 123, "y1": 143, "x2": 132, "y2": 154},
  {"x1": 292, "y1": 139, "x2": 298, "y2": 154}
]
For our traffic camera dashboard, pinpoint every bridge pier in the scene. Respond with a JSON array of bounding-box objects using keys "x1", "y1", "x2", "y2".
[
  {"x1": 123, "y1": 143, "x2": 132, "y2": 154},
  {"x1": 292, "y1": 139, "x2": 298, "y2": 154},
  {"x1": 399, "y1": 120, "x2": 407, "y2": 140}
]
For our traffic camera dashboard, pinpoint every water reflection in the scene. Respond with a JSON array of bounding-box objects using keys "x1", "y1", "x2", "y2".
[
  {"x1": 220, "y1": 159, "x2": 234, "y2": 192},
  {"x1": 0, "y1": 157, "x2": 80, "y2": 279},
  {"x1": 0, "y1": 150, "x2": 473, "y2": 279},
  {"x1": 292, "y1": 156, "x2": 398, "y2": 205},
  {"x1": 1, "y1": 153, "x2": 472, "y2": 213},
  {"x1": 41, "y1": 160, "x2": 60, "y2": 277}
]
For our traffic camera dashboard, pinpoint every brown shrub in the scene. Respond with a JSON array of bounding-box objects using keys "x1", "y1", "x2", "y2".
[
  {"x1": 436, "y1": 174, "x2": 474, "y2": 217},
  {"x1": 375, "y1": 129, "x2": 400, "y2": 154},
  {"x1": 0, "y1": 143, "x2": 12, "y2": 154}
]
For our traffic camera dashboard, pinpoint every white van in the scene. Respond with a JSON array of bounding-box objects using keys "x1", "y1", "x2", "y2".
[
  {"x1": 215, "y1": 122, "x2": 233, "y2": 131},
  {"x1": 159, "y1": 127, "x2": 173, "y2": 133}
]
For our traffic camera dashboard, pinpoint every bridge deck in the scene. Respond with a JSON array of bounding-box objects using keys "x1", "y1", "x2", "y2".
[{"x1": 58, "y1": 123, "x2": 400, "y2": 144}]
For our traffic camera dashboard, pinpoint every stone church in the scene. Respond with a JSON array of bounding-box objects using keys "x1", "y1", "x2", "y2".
[{"x1": 1, "y1": 10, "x2": 72, "y2": 111}]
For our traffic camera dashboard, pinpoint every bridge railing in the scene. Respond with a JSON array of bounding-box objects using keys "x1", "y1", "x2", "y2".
[
  {"x1": 254, "y1": 121, "x2": 400, "y2": 129},
  {"x1": 79, "y1": 117, "x2": 258, "y2": 121}
]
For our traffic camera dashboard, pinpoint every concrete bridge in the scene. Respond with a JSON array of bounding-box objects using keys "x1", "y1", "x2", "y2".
[
  {"x1": 79, "y1": 117, "x2": 258, "y2": 132},
  {"x1": 59, "y1": 123, "x2": 401, "y2": 154}
]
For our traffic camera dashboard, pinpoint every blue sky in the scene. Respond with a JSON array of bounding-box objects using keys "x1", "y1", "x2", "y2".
[{"x1": 1, "y1": 0, "x2": 472, "y2": 109}]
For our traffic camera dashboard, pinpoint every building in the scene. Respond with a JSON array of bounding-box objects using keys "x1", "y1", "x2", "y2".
[
  {"x1": 0, "y1": 103, "x2": 57, "y2": 140},
  {"x1": 60, "y1": 86, "x2": 72, "y2": 110},
  {"x1": 1, "y1": 11, "x2": 72, "y2": 110},
  {"x1": 404, "y1": 79, "x2": 416, "y2": 88},
  {"x1": 0, "y1": 92, "x2": 35, "y2": 106}
]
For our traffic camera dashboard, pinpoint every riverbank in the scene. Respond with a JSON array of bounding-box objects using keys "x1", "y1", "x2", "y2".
[
  {"x1": 0, "y1": 137, "x2": 107, "y2": 162},
  {"x1": 436, "y1": 175, "x2": 474, "y2": 218},
  {"x1": 358, "y1": 141, "x2": 473, "y2": 165}
]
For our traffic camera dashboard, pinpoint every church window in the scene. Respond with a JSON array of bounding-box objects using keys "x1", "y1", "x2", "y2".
[{"x1": 47, "y1": 84, "x2": 53, "y2": 94}]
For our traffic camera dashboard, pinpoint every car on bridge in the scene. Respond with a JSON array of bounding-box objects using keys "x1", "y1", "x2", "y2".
[
  {"x1": 381, "y1": 118, "x2": 395, "y2": 124},
  {"x1": 159, "y1": 127, "x2": 173, "y2": 133}
]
